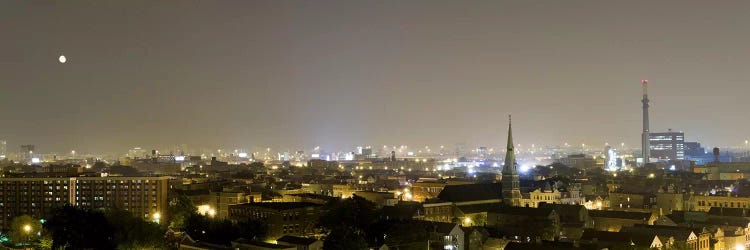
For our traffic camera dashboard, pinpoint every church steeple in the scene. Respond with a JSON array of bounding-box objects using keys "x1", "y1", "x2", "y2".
[
  {"x1": 502, "y1": 115, "x2": 521, "y2": 207},
  {"x1": 503, "y1": 115, "x2": 515, "y2": 174}
]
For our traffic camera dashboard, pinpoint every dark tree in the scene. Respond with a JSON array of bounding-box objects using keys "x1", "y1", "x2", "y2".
[
  {"x1": 104, "y1": 208, "x2": 166, "y2": 249},
  {"x1": 167, "y1": 193, "x2": 197, "y2": 230},
  {"x1": 231, "y1": 169, "x2": 256, "y2": 179},
  {"x1": 323, "y1": 227, "x2": 368, "y2": 250},
  {"x1": 320, "y1": 196, "x2": 381, "y2": 246},
  {"x1": 44, "y1": 205, "x2": 116, "y2": 249},
  {"x1": 383, "y1": 223, "x2": 429, "y2": 250},
  {"x1": 183, "y1": 214, "x2": 267, "y2": 246}
]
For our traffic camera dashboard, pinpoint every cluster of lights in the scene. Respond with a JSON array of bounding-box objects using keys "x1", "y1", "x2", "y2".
[
  {"x1": 397, "y1": 188, "x2": 413, "y2": 201},
  {"x1": 197, "y1": 204, "x2": 217, "y2": 218}
]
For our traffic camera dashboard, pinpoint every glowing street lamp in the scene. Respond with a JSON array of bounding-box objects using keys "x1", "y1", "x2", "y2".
[
  {"x1": 463, "y1": 217, "x2": 472, "y2": 226},
  {"x1": 23, "y1": 224, "x2": 31, "y2": 244},
  {"x1": 152, "y1": 212, "x2": 161, "y2": 224}
]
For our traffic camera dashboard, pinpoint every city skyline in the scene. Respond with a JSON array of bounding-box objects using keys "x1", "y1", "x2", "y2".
[{"x1": 2, "y1": 1, "x2": 750, "y2": 153}]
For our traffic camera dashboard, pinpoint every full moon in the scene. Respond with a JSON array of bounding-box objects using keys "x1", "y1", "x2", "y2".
[{"x1": 58, "y1": 55, "x2": 66, "y2": 63}]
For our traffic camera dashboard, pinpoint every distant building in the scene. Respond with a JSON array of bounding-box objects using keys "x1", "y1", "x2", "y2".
[
  {"x1": 649, "y1": 130, "x2": 685, "y2": 161},
  {"x1": 693, "y1": 162, "x2": 750, "y2": 180},
  {"x1": 556, "y1": 154, "x2": 596, "y2": 169},
  {"x1": 19, "y1": 144, "x2": 35, "y2": 163},
  {"x1": 0, "y1": 140, "x2": 6, "y2": 159}
]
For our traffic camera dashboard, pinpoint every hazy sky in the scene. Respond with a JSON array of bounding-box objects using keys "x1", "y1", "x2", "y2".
[{"x1": 2, "y1": 1, "x2": 750, "y2": 154}]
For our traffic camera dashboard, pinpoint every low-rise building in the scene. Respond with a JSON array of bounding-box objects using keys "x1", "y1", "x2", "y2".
[
  {"x1": 588, "y1": 210, "x2": 655, "y2": 232},
  {"x1": 228, "y1": 202, "x2": 323, "y2": 240}
]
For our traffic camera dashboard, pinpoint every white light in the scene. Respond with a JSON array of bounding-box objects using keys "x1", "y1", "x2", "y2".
[
  {"x1": 238, "y1": 152, "x2": 248, "y2": 158},
  {"x1": 31, "y1": 158, "x2": 41, "y2": 164},
  {"x1": 58, "y1": 55, "x2": 66, "y2": 63},
  {"x1": 174, "y1": 156, "x2": 185, "y2": 162},
  {"x1": 519, "y1": 165, "x2": 531, "y2": 173}
]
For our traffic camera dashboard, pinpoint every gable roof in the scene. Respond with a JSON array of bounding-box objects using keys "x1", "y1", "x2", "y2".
[
  {"x1": 276, "y1": 235, "x2": 318, "y2": 245},
  {"x1": 504, "y1": 241, "x2": 581, "y2": 250},
  {"x1": 382, "y1": 203, "x2": 423, "y2": 220},
  {"x1": 623, "y1": 225, "x2": 696, "y2": 242},
  {"x1": 588, "y1": 210, "x2": 652, "y2": 221},
  {"x1": 456, "y1": 203, "x2": 497, "y2": 214},
  {"x1": 538, "y1": 203, "x2": 587, "y2": 223},
  {"x1": 383, "y1": 220, "x2": 460, "y2": 235},
  {"x1": 489, "y1": 206, "x2": 556, "y2": 217},
  {"x1": 437, "y1": 183, "x2": 502, "y2": 203},
  {"x1": 581, "y1": 230, "x2": 661, "y2": 248}
]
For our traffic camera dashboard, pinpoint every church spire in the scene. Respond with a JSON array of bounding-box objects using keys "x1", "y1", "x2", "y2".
[
  {"x1": 502, "y1": 114, "x2": 521, "y2": 207},
  {"x1": 503, "y1": 115, "x2": 516, "y2": 174},
  {"x1": 507, "y1": 115, "x2": 514, "y2": 152}
]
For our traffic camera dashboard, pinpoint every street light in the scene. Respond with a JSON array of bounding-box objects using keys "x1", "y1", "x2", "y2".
[
  {"x1": 23, "y1": 224, "x2": 31, "y2": 245},
  {"x1": 463, "y1": 217, "x2": 472, "y2": 226},
  {"x1": 152, "y1": 212, "x2": 161, "y2": 224}
]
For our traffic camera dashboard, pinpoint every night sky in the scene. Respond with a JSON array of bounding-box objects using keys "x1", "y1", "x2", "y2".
[{"x1": 2, "y1": 1, "x2": 750, "y2": 154}]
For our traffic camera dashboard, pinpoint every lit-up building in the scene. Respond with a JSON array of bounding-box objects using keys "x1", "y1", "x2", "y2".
[
  {"x1": 0, "y1": 176, "x2": 170, "y2": 230},
  {"x1": 228, "y1": 202, "x2": 323, "y2": 239},
  {"x1": 19, "y1": 144, "x2": 35, "y2": 164},
  {"x1": 649, "y1": 130, "x2": 685, "y2": 161},
  {"x1": 0, "y1": 140, "x2": 6, "y2": 159}
]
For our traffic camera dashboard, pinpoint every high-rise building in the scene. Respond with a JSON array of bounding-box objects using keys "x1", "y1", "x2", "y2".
[
  {"x1": 502, "y1": 115, "x2": 521, "y2": 207},
  {"x1": 649, "y1": 130, "x2": 685, "y2": 161},
  {"x1": 0, "y1": 140, "x2": 6, "y2": 159}
]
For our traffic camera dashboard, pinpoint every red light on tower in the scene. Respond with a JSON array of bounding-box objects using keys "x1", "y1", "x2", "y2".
[{"x1": 642, "y1": 79, "x2": 648, "y2": 84}]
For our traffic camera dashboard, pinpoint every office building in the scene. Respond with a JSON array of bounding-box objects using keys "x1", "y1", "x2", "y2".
[{"x1": 649, "y1": 130, "x2": 685, "y2": 161}]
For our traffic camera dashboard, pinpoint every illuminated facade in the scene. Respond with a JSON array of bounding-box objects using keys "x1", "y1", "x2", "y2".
[
  {"x1": 0, "y1": 176, "x2": 170, "y2": 230},
  {"x1": 649, "y1": 130, "x2": 685, "y2": 161},
  {"x1": 693, "y1": 195, "x2": 750, "y2": 212},
  {"x1": 228, "y1": 202, "x2": 322, "y2": 239}
]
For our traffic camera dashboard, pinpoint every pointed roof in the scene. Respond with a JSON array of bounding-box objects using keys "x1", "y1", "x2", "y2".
[{"x1": 503, "y1": 115, "x2": 516, "y2": 174}]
